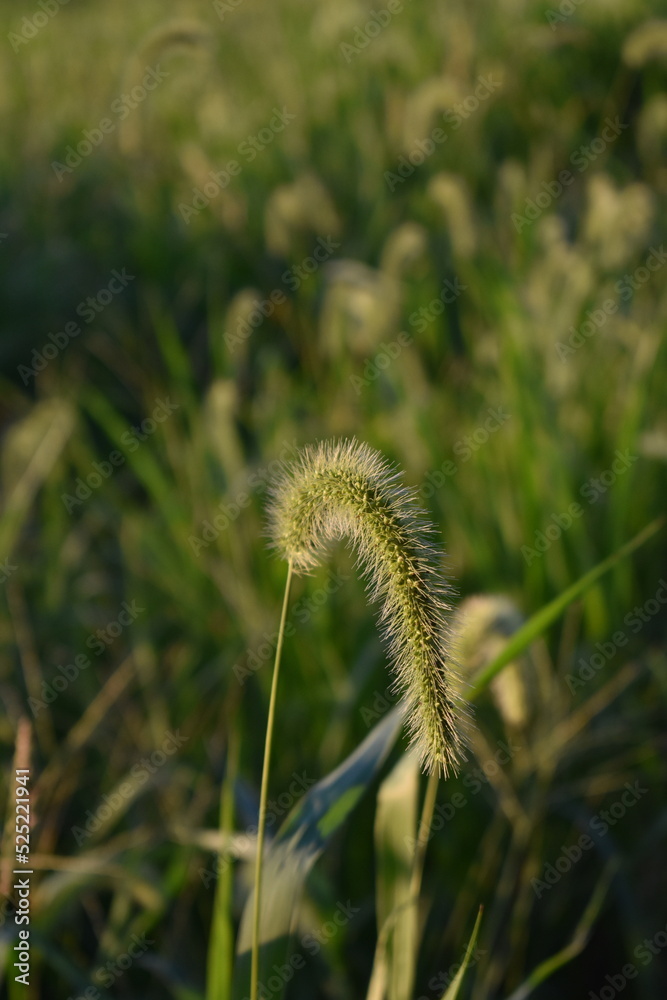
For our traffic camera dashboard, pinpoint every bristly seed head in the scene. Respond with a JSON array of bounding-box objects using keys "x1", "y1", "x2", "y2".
[{"x1": 266, "y1": 438, "x2": 469, "y2": 777}]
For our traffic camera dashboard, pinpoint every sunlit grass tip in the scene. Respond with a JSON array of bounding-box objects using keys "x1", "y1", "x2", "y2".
[{"x1": 266, "y1": 438, "x2": 469, "y2": 776}]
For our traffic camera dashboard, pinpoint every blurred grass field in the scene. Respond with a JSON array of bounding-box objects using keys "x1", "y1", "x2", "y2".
[{"x1": 1, "y1": 0, "x2": 667, "y2": 997}]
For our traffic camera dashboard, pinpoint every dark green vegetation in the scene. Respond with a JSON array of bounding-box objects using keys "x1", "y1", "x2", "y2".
[{"x1": 0, "y1": 0, "x2": 666, "y2": 997}]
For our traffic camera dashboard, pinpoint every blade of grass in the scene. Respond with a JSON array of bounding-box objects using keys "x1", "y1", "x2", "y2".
[
  {"x1": 232, "y1": 705, "x2": 404, "y2": 1000},
  {"x1": 206, "y1": 726, "x2": 239, "y2": 1000},
  {"x1": 78, "y1": 388, "x2": 188, "y2": 534},
  {"x1": 369, "y1": 753, "x2": 420, "y2": 1000},
  {"x1": 469, "y1": 517, "x2": 664, "y2": 699},
  {"x1": 441, "y1": 905, "x2": 484, "y2": 1000},
  {"x1": 250, "y1": 562, "x2": 293, "y2": 1000},
  {"x1": 505, "y1": 864, "x2": 616, "y2": 1000}
]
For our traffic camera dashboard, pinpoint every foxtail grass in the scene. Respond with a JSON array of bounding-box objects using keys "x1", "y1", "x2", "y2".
[
  {"x1": 267, "y1": 438, "x2": 467, "y2": 775},
  {"x1": 250, "y1": 438, "x2": 468, "y2": 1000}
]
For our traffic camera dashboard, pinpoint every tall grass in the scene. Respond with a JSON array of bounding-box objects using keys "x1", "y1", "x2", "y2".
[{"x1": 0, "y1": 0, "x2": 666, "y2": 997}]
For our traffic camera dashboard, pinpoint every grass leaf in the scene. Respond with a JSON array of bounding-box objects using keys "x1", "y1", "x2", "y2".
[
  {"x1": 368, "y1": 752, "x2": 420, "y2": 1000},
  {"x1": 440, "y1": 906, "x2": 483, "y2": 1000},
  {"x1": 504, "y1": 865, "x2": 615, "y2": 1000},
  {"x1": 232, "y1": 706, "x2": 404, "y2": 1000},
  {"x1": 469, "y1": 517, "x2": 664, "y2": 699},
  {"x1": 206, "y1": 730, "x2": 239, "y2": 1000}
]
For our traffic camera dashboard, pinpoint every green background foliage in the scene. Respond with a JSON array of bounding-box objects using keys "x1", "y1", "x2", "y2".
[{"x1": 0, "y1": 0, "x2": 666, "y2": 997}]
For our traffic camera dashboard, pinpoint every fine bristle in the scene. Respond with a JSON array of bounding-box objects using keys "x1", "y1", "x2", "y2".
[{"x1": 266, "y1": 438, "x2": 469, "y2": 777}]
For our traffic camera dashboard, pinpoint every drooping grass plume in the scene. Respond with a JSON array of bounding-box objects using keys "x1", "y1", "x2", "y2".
[
  {"x1": 452, "y1": 594, "x2": 532, "y2": 731},
  {"x1": 267, "y1": 438, "x2": 468, "y2": 776}
]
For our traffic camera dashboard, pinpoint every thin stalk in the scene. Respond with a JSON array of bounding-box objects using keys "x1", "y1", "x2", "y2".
[
  {"x1": 250, "y1": 561, "x2": 293, "y2": 1000},
  {"x1": 206, "y1": 722, "x2": 239, "y2": 1000},
  {"x1": 409, "y1": 768, "x2": 439, "y2": 903}
]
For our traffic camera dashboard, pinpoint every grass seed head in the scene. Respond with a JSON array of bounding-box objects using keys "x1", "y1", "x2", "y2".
[{"x1": 267, "y1": 438, "x2": 469, "y2": 776}]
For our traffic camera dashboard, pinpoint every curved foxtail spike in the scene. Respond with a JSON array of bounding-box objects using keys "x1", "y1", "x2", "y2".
[{"x1": 266, "y1": 438, "x2": 469, "y2": 776}]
